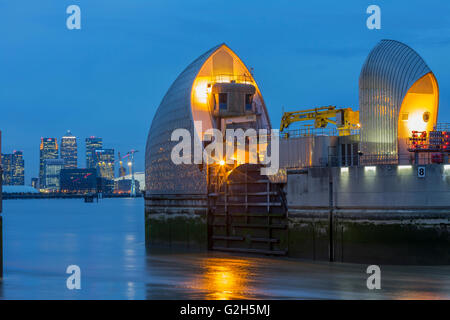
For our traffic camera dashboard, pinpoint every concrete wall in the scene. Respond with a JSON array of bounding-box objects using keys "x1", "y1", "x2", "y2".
[
  {"x1": 279, "y1": 136, "x2": 338, "y2": 169},
  {"x1": 288, "y1": 164, "x2": 450, "y2": 209},
  {"x1": 144, "y1": 194, "x2": 208, "y2": 250}
]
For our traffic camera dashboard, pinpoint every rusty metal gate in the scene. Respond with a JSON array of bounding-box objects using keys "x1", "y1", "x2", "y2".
[{"x1": 207, "y1": 164, "x2": 288, "y2": 255}]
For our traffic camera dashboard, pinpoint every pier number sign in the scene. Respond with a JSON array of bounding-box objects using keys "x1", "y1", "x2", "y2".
[{"x1": 417, "y1": 166, "x2": 426, "y2": 178}]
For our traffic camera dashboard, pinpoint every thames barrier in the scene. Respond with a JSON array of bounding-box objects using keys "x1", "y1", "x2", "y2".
[{"x1": 144, "y1": 41, "x2": 450, "y2": 265}]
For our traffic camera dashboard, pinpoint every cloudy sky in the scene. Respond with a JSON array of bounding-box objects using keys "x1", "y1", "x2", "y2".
[{"x1": 1, "y1": 0, "x2": 449, "y2": 183}]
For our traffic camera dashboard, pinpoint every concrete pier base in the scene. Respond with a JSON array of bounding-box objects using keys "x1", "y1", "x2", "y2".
[
  {"x1": 286, "y1": 165, "x2": 450, "y2": 264},
  {"x1": 144, "y1": 194, "x2": 208, "y2": 249},
  {"x1": 288, "y1": 209, "x2": 450, "y2": 265}
]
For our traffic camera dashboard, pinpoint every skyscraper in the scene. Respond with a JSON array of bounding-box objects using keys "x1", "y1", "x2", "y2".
[
  {"x1": 2, "y1": 151, "x2": 25, "y2": 186},
  {"x1": 12, "y1": 151, "x2": 24, "y2": 185},
  {"x1": 94, "y1": 148, "x2": 115, "y2": 180},
  {"x1": 1, "y1": 154, "x2": 12, "y2": 185},
  {"x1": 43, "y1": 159, "x2": 65, "y2": 191},
  {"x1": 85, "y1": 137, "x2": 102, "y2": 169},
  {"x1": 39, "y1": 138, "x2": 58, "y2": 188},
  {"x1": 60, "y1": 130, "x2": 77, "y2": 169}
]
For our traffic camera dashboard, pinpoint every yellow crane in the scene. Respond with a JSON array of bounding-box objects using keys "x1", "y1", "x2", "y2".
[{"x1": 280, "y1": 106, "x2": 360, "y2": 136}]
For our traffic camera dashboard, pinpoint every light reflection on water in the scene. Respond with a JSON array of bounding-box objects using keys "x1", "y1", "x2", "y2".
[
  {"x1": 1, "y1": 198, "x2": 450, "y2": 300},
  {"x1": 192, "y1": 257, "x2": 254, "y2": 300}
]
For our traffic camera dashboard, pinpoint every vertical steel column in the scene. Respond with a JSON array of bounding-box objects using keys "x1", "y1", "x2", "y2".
[
  {"x1": 224, "y1": 167, "x2": 228, "y2": 249},
  {"x1": 328, "y1": 168, "x2": 334, "y2": 262}
]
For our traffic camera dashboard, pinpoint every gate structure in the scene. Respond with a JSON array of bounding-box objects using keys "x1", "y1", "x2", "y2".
[{"x1": 207, "y1": 164, "x2": 288, "y2": 255}]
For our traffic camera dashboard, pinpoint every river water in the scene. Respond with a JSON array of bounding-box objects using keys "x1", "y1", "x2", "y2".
[{"x1": 0, "y1": 198, "x2": 449, "y2": 300}]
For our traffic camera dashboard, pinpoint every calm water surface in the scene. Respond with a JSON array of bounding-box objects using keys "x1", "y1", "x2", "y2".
[{"x1": 0, "y1": 198, "x2": 449, "y2": 300}]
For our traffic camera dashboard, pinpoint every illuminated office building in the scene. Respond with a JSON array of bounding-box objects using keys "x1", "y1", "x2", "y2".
[
  {"x1": 60, "y1": 130, "x2": 78, "y2": 169},
  {"x1": 12, "y1": 151, "x2": 24, "y2": 185},
  {"x1": 94, "y1": 148, "x2": 115, "y2": 180},
  {"x1": 39, "y1": 138, "x2": 58, "y2": 188},
  {"x1": 1, "y1": 154, "x2": 12, "y2": 185},
  {"x1": 43, "y1": 159, "x2": 65, "y2": 191},
  {"x1": 85, "y1": 137, "x2": 103, "y2": 169},
  {"x1": 1, "y1": 151, "x2": 25, "y2": 185}
]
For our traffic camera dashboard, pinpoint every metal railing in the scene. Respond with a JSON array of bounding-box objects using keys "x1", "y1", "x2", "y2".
[
  {"x1": 281, "y1": 127, "x2": 360, "y2": 139},
  {"x1": 435, "y1": 123, "x2": 450, "y2": 131},
  {"x1": 211, "y1": 73, "x2": 254, "y2": 84},
  {"x1": 279, "y1": 152, "x2": 449, "y2": 170},
  {"x1": 345, "y1": 153, "x2": 449, "y2": 166},
  {"x1": 282, "y1": 127, "x2": 338, "y2": 138}
]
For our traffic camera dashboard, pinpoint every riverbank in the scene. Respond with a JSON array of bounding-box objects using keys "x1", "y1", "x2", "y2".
[{"x1": 2, "y1": 193, "x2": 143, "y2": 200}]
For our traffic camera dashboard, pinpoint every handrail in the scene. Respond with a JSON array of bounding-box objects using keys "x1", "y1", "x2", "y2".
[
  {"x1": 210, "y1": 73, "x2": 254, "y2": 84},
  {"x1": 281, "y1": 127, "x2": 360, "y2": 138}
]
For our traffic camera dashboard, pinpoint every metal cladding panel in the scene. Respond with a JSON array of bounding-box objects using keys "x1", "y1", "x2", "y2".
[
  {"x1": 144, "y1": 45, "x2": 221, "y2": 195},
  {"x1": 279, "y1": 136, "x2": 338, "y2": 168},
  {"x1": 359, "y1": 40, "x2": 432, "y2": 158}
]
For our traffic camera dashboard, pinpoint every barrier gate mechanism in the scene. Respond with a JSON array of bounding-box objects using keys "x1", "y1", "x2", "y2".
[{"x1": 207, "y1": 163, "x2": 288, "y2": 255}]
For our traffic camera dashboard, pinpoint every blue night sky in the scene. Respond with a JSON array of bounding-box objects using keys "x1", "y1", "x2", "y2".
[{"x1": 1, "y1": 0, "x2": 449, "y2": 183}]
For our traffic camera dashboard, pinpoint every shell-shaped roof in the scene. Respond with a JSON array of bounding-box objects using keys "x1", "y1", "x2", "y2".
[
  {"x1": 145, "y1": 44, "x2": 270, "y2": 195},
  {"x1": 359, "y1": 39, "x2": 435, "y2": 157},
  {"x1": 359, "y1": 39, "x2": 431, "y2": 106}
]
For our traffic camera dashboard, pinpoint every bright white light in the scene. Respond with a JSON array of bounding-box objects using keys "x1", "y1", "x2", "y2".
[
  {"x1": 194, "y1": 80, "x2": 209, "y2": 104},
  {"x1": 398, "y1": 165, "x2": 412, "y2": 170},
  {"x1": 365, "y1": 166, "x2": 376, "y2": 172},
  {"x1": 128, "y1": 162, "x2": 132, "y2": 166},
  {"x1": 444, "y1": 164, "x2": 450, "y2": 171},
  {"x1": 341, "y1": 167, "x2": 349, "y2": 173},
  {"x1": 219, "y1": 160, "x2": 225, "y2": 166},
  {"x1": 407, "y1": 112, "x2": 427, "y2": 132}
]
